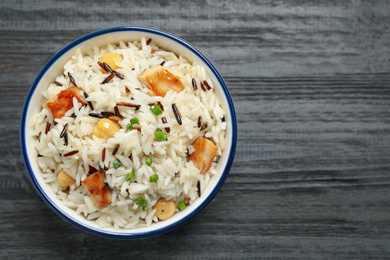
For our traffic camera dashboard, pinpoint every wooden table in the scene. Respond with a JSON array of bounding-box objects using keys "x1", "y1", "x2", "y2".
[{"x1": 2, "y1": 0, "x2": 390, "y2": 258}]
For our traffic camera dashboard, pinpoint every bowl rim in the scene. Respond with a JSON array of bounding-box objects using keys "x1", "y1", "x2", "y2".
[{"x1": 20, "y1": 25, "x2": 237, "y2": 239}]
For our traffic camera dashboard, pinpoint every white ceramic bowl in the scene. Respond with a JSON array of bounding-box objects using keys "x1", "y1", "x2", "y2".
[{"x1": 20, "y1": 26, "x2": 237, "y2": 238}]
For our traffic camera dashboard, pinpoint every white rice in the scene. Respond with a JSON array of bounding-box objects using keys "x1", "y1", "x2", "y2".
[{"x1": 31, "y1": 38, "x2": 226, "y2": 229}]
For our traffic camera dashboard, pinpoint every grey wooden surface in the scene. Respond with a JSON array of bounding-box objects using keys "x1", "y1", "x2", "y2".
[{"x1": 1, "y1": 0, "x2": 390, "y2": 259}]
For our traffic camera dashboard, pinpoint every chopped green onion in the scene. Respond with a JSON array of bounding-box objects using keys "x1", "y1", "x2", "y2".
[
  {"x1": 149, "y1": 174, "x2": 159, "y2": 183},
  {"x1": 136, "y1": 197, "x2": 148, "y2": 211},
  {"x1": 146, "y1": 156, "x2": 152, "y2": 166},
  {"x1": 126, "y1": 123, "x2": 133, "y2": 131},
  {"x1": 126, "y1": 171, "x2": 135, "y2": 182},
  {"x1": 113, "y1": 159, "x2": 122, "y2": 169},
  {"x1": 178, "y1": 201, "x2": 187, "y2": 211},
  {"x1": 150, "y1": 104, "x2": 163, "y2": 116},
  {"x1": 155, "y1": 130, "x2": 167, "y2": 141},
  {"x1": 136, "y1": 197, "x2": 144, "y2": 206},
  {"x1": 130, "y1": 118, "x2": 139, "y2": 125}
]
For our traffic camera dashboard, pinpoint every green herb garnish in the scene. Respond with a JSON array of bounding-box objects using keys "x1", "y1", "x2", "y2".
[
  {"x1": 155, "y1": 130, "x2": 167, "y2": 141},
  {"x1": 178, "y1": 201, "x2": 187, "y2": 211},
  {"x1": 113, "y1": 159, "x2": 122, "y2": 169},
  {"x1": 126, "y1": 171, "x2": 135, "y2": 182}
]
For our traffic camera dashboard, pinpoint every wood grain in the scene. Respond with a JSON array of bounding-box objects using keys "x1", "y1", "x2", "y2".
[{"x1": 1, "y1": 0, "x2": 390, "y2": 259}]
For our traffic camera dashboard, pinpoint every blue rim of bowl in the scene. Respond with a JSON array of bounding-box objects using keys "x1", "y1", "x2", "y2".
[{"x1": 20, "y1": 26, "x2": 237, "y2": 239}]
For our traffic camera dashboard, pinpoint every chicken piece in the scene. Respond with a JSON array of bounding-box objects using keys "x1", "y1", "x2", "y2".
[
  {"x1": 190, "y1": 136, "x2": 218, "y2": 173},
  {"x1": 81, "y1": 171, "x2": 112, "y2": 209},
  {"x1": 137, "y1": 65, "x2": 185, "y2": 97},
  {"x1": 45, "y1": 86, "x2": 86, "y2": 119}
]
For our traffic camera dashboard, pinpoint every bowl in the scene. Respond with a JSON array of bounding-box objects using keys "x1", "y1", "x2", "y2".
[{"x1": 20, "y1": 26, "x2": 237, "y2": 239}]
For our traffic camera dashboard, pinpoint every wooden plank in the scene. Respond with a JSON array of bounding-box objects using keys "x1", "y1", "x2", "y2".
[{"x1": 1, "y1": 0, "x2": 390, "y2": 258}]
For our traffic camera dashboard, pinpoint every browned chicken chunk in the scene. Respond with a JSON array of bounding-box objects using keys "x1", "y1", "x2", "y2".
[
  {"x1": 190, "y1": 136, "x2": 218, "y2": 173},
  {"x1": 137, "y1": 65, "x2": 185, "y2": 97},
  {"x1": 45, "y1": 86, "x2": 86, "y2": 119},
  {"x1": 81, "y1": 171, "x2": 112, "y2": 209}
]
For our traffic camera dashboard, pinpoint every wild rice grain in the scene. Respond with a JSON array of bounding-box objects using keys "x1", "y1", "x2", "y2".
[
  {"x1": 102, "y1": 73, "x2": 115, "y2": 84},
  {"x1": 83, "y1": 92, "x2": 94, "y2": 110},
  {"x1": 200, "y1": 82, "x2": 206, "y2": 91},
  {"x1": 102, "y1": 148, "x2": 106, "y2": 162},
  {"x1": 197, "y1": 116, "x2": 202, "y2": 128},
  {"x1": 114, "y1": 105, "x2": 123, "y2": 119},
  {"x1": 101, "y1": 184, "x2": 110, "y2": 191},
  {"x1": 115, "y1": 71, "x2": 124, "y2": 79},
  {"x1": 125, "y1": 86, "x2": 131, "y2": 94},
  {"x1": 64, "y1": 133, "x2": 68, "y2": 146},
  {"x1": 97, "y1": 61, "x2": 108, "y2": 72},
  {"x1": 160, "y1": 61, "x2": 166, "y2": 66},
  {"x1": 172, "y1": 103, "x2": 182, "y2": 125},
  {"x1": 88, "y1": 165, "x2": 98, "y2": 176},
  {"x1": 54, "y1": 81, "x2": 62, "y2": 86},
  {"x1": 102, "y1": 62, "x2": 114, "y2": 73},
  {"x1": 200, "y1": 123, "x2": 208, "y2": 131},
  {"x1": 161, "y1": 117, "x2": 170, "y2": 133},
  {"x1": 146, "y1": 38, "x2": 152, "y2": 45},
  {"x1": 192, "y1": 78, "x2": 198, "y2": 90},
  {"x1": 112, "y1": 144, "x2": 120, "y2": 156},
  {"x1": 157, "y1": 101, "x2": 164, "y2": 111},
  {"x1": 60, "y1": 123, "x2": 68, "y2": 138},
  {"x1": 68, "y1": 72, "x2": 77, "y2": 87},
  {"x1": 89, "y1": 113, "x2": 104, "y2": 118},
  {"x1": 63, "y1": 150, "x2": 79, "y2": 157},
  {"x1": 117, "y1": 102, "x2": 140, "y2": 110},
  {"x1": 45, "y1": 122, "x2": 50, "y2": 135},
  {"x1": 197, "y1": 180, "x2": 201, "y2": 197},
  {"x1": 186, "y1": 148, "x2": 190, "y2": 162},
  {"x1": 203, "y1": 80, "x2": 212, "y2": 90},
  {"x1": 108, "y1": 115, "x2": 123, "y2": 121}
]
